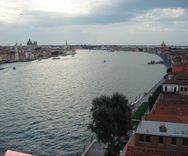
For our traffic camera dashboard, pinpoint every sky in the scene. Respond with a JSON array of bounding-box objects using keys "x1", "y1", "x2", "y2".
[{"x1": 0, "y1": 0, "x2": 188, "y2": 45}]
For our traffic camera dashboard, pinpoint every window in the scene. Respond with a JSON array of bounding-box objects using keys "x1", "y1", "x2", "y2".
[
  {"x1": 159, "y1": 125, "x2": 167, "y2": 133},
  {"x1": 185, "y1": 88, "x2": 187, "y2": 92},
  {"x1": 171, "y1": 137, "x2": 176, "y2": 145},
  {"x1": 165, "y1": 86, "x2": 167, "y2": 92},
  {"x1": 139, "y1": 135, "x2": 144, "y2": 142},
  {"x1": 145, "y1": 135, "x2": 151, "y2": 142},
  {"x1": 181, "y1": 87, "x2": 183, "y2": 91},
  {"x1": 174, "y1": 87, "x2": 177, "y2": 92},
  {"x1": 183, "y1": 138, "x2": 188, "y2": 146},
  {"x1": 159, "y1": 136, "x2": 164, "y2": 144}
]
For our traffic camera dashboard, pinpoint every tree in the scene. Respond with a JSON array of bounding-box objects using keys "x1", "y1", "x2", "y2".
[
  {"x1": 166, "y1": 67, "x2": 172, "y2": 73},
  {"x1": 89, "y1": 92, "x2": 132, "y2": 156},
  {"x1": 148, "y1": 85, "x2": 162, "y2": 110}
]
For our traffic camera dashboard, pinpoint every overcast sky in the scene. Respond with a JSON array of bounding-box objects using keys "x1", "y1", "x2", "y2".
[{"x1": 0, "y1": 0, "x2": 188, "y2": 45}]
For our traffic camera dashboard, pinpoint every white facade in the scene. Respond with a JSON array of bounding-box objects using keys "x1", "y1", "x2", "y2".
[
  {"x1": 25, "y1": 51, "x2": 34, "y2": 60},
  {"x1": 15, "y1": 52, "x2": 19, "y2": 61},
  {"x1": 163, "y1": 83, "x2": 188, "y2": 95},
  {"x1": 163, "y1": 84, "x2": 179, "y2": 93}
]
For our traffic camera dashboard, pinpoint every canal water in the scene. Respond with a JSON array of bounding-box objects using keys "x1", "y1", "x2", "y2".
[{"x1": 0, "y1": 50, "x2": 166, "y2": 155}]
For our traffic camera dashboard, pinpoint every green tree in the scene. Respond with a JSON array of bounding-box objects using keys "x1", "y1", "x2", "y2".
[
  {"x1": 148, "y1": 85, "x2": 162, "y2": 110},
  {"x1": 166, "y1": 67, "x2": 172, "y2": 73},
  {"x1": 89, "y1": 92, "x2": 132, "y2": 156}
]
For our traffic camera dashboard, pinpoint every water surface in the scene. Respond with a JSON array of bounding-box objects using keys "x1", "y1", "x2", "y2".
[{"x1": 0, "y1": 50, "x2": 166, "y2": 155}]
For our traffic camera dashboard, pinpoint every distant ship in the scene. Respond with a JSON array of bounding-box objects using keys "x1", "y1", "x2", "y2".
[
  {"x1": 52, "y1": 57, "x2": 61, "y2": 60},
  {"x1": 148, "y1": 60, "x2": 164, "y2": 64}
]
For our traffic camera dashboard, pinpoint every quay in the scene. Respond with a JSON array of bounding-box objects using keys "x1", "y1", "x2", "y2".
[
  {"x1": 81, "y1": 140, "x2": 106, "y2": 156},
  {"x1": 132, "y1": 77, "x2": 164, "y2": 112}
]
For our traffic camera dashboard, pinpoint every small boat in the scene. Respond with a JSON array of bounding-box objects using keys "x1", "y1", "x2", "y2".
[
  {"x1": 13, "y1": 67, "x2": 16, "y2": 70},
  {"x1": 0, "y1": 67, "x2": 4, "y2": 70},
  {"x1": 104, "y1": 60, "x2": 106, "y2": 63}
]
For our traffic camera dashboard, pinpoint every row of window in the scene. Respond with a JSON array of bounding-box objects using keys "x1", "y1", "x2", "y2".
[
  {"x1": 139, "y1": 135, "x2": 188, "y2": 146},
  {"x1": 164, "y1": 86, "x2": 177, "y2": 92},
  {"x1": 164, "y1": 86, "x2": 188, "y2": 92},
  {"x1": 180, "y1": 87, "x2": 188, "y2": 92}
]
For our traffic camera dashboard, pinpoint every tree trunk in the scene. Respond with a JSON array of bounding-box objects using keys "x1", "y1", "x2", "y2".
[{"x1": 107, "y1": 141, "x2": 110, "y2": 156}]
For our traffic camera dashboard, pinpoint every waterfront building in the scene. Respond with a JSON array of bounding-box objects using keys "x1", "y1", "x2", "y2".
[
  {"x1": 124, "y1": 92, "x2": 188, "y2": 156},
  {"x1": 0, "y1": 50, "x2": 15, "y2": 63},
  {"x1": 14, "y1": 43, "x2": 19, "y2": 61},
  {"x1": 123, "y1": 60, "x2": 188, "y2": 156},
  {"x1": 163, "y1": 63, "x2": 188, "y2": 95},
  {"x1": 125, "y1": 120, "x2": 188, "y2": 156},
  {"x1": 172, "y1": 63, "x2": 188, "y2": 74},
  {"x1": 163, "y1": 79, "x2": 188, "y2": 95},
  {"x1": 146, "y1": 93, "x2": 188, "y2": 123}
]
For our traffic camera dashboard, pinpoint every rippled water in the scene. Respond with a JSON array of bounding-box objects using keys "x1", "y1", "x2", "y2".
[{"x1": 0, "y1": 50, "x2": 166, "y2": 155}]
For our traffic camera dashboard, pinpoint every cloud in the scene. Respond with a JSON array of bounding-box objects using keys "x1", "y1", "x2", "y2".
[
  {"x1": 0, "y1": 0, "x2": 188, "y2": 26},
  {"x1": 135, "y1": 8, "x2": 188, "y2": 23},
  {"x1": 0, "y1": 0, "x2": 188, "y2": 45}
]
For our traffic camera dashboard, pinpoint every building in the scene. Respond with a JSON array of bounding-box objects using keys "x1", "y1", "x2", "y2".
[
  {"x1": 124, "y1": 59, "x2": 188, "y2": 156},
  {"x1": 163, "y1": 65, "x2": 188, "y2": 95},
  {"x1": 146, "y1": 93, "x2": 188, "y2": 123},
  {"x1": 125, "y1": 120, "x2": 188, "y2": 156},
  {"x1": 172, "y1": 63, "x2": 188, "y2": 74}
]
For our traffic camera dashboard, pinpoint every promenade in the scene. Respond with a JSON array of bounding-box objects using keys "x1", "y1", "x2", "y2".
[
  {"x1": 132, "y1": 78, "x2": 164, "y2": 112},
  {"x1": 81, "y1": 140, "x2": 106, "y2": 156}
]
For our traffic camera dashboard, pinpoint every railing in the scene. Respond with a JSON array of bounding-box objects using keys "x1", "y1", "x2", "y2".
[
  {"x1": 81, "y1": 139, "x2": 97, "y2": 156},
  {"x1": 132, "y1": 77, "x2": 164, "y2": 112}
]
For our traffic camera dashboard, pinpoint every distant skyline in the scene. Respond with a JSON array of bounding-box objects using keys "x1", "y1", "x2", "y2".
[{"x1": 0, "y1": 0, "x2": 188, "y2": 45}]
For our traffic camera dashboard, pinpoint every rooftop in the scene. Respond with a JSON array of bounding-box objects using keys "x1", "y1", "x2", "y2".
[
  {"x1": 175, "y1": 73, "x2": 188, "y2": 80},
  {"x1": 164, "y1": 79, "x2": 188, "y2": 85},
  {"x1": 156, "y1": 93, "x2": 188, "y2": 105},
  {"x1": 136, "y1": 120, "x2": 188, "y2": 138},
  {"x1": 146, "y1": 93, "x2": 188, "y2": 123}
]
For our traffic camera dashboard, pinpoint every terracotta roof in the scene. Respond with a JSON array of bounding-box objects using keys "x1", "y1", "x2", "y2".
[
  {"x1": 156, "y1": 93, "x2": 188, "y2": 104},
  {"x1": 146, "y1": 93, "x2": 188, "y2": 123}
]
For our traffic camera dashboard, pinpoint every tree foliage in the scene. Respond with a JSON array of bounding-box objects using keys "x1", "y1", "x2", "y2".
[
  {"x1": 148, "y1": 85, "x2": 162, "y2": 110},
  {"x1": 89, "y1": 92, "x2": 132, "y2": 156},
  {"x1": 166, "y1": 67, "x2": 172, "y2": 73}
]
